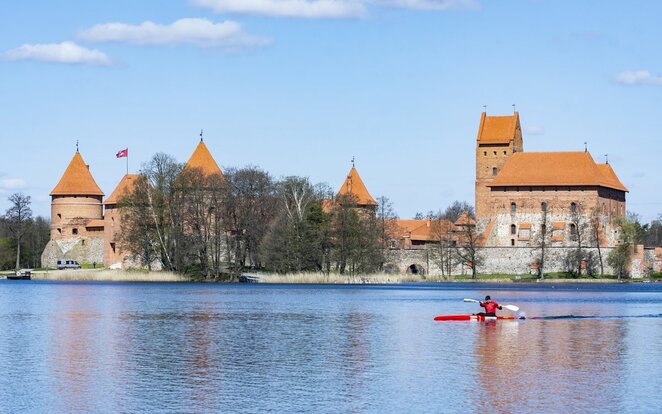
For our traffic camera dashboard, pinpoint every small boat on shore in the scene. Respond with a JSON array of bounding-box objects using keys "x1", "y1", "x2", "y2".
[
  {"x1": 7, "y1": 269, "x2": 32, "y2": 280},
  {"x1": 434, "y1": 315, "x2": 523, "y2": 321}
]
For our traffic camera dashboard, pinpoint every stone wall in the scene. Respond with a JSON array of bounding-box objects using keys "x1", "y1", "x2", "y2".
[
  {"x1": 386, "y1": 246, "x2": 621, "y2": 277},
  {"x1": 41, "y1": 236, "x2": 104, "y2": 268}
]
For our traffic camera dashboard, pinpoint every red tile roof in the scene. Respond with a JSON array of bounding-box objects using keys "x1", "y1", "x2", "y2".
[
  {"x1": 454, "y1": 212, "x2": 476, "y2": 226},
  {"x1": 336, "y1": 167, "x2": 377, "y2": 206},
  {"x1": 104, "y1": 174, "x2": 140, "y2": 206},
  {"x1": 477, "y1": 112, "x2": 520, "y2": 145},
  {"x1": 489, "y1": 152, "x2": 628, "y2": 192},
  {"x1": 390, "y1": 219, "x2": 453, "y2": 242},
  {"x1": 50, "y1": 152, "x2": 104, "y2": 196},
  {"x1": 596, "y1": 163, "x2": 628, "y2": 192},
  {"x1": 85, "y1": 219, "x2": 105, "y2": 228},
  {"x1": 183, "y1": 140, "x2": 224, "y2": 178}
]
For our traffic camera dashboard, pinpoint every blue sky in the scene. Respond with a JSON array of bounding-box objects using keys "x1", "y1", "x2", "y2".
[{"x1": 1, "y1": 0, "x2": 661, "y2": 221}]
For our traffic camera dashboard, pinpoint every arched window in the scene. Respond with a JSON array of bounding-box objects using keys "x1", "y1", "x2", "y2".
[
  {"x1": 570, "y1": 202, "x2": 577, "y2": 213},
  {"x1": 541, "y1": 202, "x2": 547, "y2": 212},
  {"x1": 511, "y1": 202, "x2": 516, "y2": 213},
  {"x1": 570, "y1": 223, "x2": 577, "y2": 235},
  {"x1": 510, "y1": 224, "x2": 517, "y2": 235},
  {"x1": 492, "y1": 167, "x2": 498, "y2": 176}
]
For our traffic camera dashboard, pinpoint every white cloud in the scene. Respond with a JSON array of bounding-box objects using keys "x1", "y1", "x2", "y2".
[
  {"x1": 371, "y1": 0, "x2": 480, "y2": 11},
  {"x1": 190, "y1": 0, "x2": 482, "y2": 18},
  {"x1": 615, "y1": 70, "x2": 662, "y2": 86},
  {"x1": 3, "y1": 42, "x2": 111, "y2": 66},
  {"x1": 79, "y1": 18, "x2": 270, "y2": 48},
  {"x1": 190, "y1": 0, "x2": 366, "y2": 18},
  {"x1": 523, "y1": 125, "x2": 545, "y2": 136},
  {"x1": 0, "y1": 178, "x2": 27, "y2": 192}
]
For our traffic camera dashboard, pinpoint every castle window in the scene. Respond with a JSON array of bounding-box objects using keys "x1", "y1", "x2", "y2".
[
  {"x1": 510, "y1": 224, "x2": 517, "y2": 235},
  {"x1": 511, "y1": 202, "x2": 516, "y2": 213},
  {"x1": 541, "y1": 224, "x2": 547, "y2": 233},
  {"x1": 81, "y1": 239, "x2": 85, "y2": 246},
  {"x1": 541, "y1": 202, "x2": 547, "y2": 212},
  {"x1": 57, "y1": 213, "x2": 61, "y2": 219},
  {"x1": 111, "y1": 243, "x2": 116, "y2": 254},
  {"x1": 570, "y1": 202, "x2": 577, "y2": 213},
  {"x1": 483, "y1": 151, "x2": 487, "y2": 156},
  {"x1": 492, "y1": 167, "x2": 497, "y2": 176},
  {"x1": 72, "y1": 228, "x2": 78, "y2": 235},
  {"x1": 57, "y1": 228, "x2": 62, "y2": 235},
  {"x1": 503, "y1": 151, "x2": 507, "y2": 155},
  {"x1": 570, "y1": 223, "x2": 577, "y2": 236},
  {"x1": 493, "y1": 151, "x2": 497, "y2": 155},
  {"x1": 390, "y1": 240, "x2": 398, "y2": 249},
  {"x1": 511, "y1": 239, "x2": 515, "y2": 246}
]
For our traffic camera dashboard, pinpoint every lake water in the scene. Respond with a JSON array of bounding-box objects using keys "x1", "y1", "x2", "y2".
[{"x1": 1, "y1": 281, "x2": 661, "y2": 413}]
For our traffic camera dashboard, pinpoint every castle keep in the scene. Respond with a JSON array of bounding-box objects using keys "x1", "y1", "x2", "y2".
[{"x1": 474, "y1": 111, "x2": 627, "y2": 249}]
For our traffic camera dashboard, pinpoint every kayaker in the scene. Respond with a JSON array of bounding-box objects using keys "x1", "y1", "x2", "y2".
[{"x1": 477, "y1": 295, "x2": 502, "y2": 317}]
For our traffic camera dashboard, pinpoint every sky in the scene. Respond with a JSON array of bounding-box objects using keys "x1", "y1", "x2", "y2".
[{"x1": 1, "y1": 0, "x2": 661, "y2": 222}]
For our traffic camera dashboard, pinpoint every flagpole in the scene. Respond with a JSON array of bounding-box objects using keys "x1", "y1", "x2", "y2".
[{"x1": 126, "y1": 148, "x2": 129, "y2": 175}]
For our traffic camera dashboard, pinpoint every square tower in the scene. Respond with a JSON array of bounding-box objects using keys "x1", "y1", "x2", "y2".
[{"x1": 475, "y1": 112, "x2": 523, "y2": 220}]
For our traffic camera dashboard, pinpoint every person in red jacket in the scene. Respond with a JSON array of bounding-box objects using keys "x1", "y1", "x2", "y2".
[{"x1": 477, "y1": 295, "x2": 502, "y2": 317}]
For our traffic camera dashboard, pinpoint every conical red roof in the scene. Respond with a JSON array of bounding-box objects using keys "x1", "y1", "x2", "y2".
[
  {"x1": 50, "y1": 152, "x2": 104, "y2": 196},
  {"x1": 183, "y1": 140, "x2": 224, "y2": 178},
  {"x1": 104, "y1": 174, "x2": 140, "y2": 205},
  {"x1": 336, "y1": 167, "x2": 376, "y2": 206}
]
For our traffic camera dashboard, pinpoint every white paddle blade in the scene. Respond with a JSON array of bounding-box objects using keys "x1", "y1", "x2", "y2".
[
  {"x1": 463, "y1": 298, "x2": 480, "y2": 303},
  {"x1": 503, "y1": 304, "x2": 519, "y2": 312}
]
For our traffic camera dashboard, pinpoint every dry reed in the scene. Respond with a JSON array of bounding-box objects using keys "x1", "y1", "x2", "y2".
[{"x1": 32, "y1": 269, "x2": 188, "y2": 282}]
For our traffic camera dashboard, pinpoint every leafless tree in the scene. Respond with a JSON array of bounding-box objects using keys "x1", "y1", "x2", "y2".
[
  {"x1": 119, "y1": 153, "x2": 184, "y2": 271},
  {"x1": 535, "y1": 206, "x2": 550, "y2": 279},
  {"x1": 3, "y1": 193, "x2": 32, "y2": 270},
  {"x1": 589, "y1": 207, "x2": 605, "y2": 276},
  {"x1": 430, "y1": 218, "x2": 454, "y2": 278},
  {"x1": 221, "y1": 167, "x2": 277, "y2": 277},
  {"x1": 453, "y1": 213, "x2": 482, "y2": 280}
]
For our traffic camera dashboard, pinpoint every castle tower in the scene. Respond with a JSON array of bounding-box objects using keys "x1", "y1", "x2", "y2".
[
  {"x1": 103, "y1": 174, "x2": 139, "y2": 268},
  {"x1": 337, "y1": 166, "x2": 377, "y2": 208},
  {"x1": 49, "y1": 151, "x2": 105, "y2": 240},
  {"x1": 41, "y1": 150, "x2": 105, "y2": 268},
  {"x1": 475, "y1": 112, "x2": 523, "y2": 220},
  {"x1": 183, "y1": 138, "x2": 224, "y2": 178}
]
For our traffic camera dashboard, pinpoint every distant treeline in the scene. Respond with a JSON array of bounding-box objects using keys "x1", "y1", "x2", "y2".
[
  {"x1": 1, "y1": 193, "x2": 50, "y2": 270},
  {"x1": 118, "y1": 153, "x2": 398, "y2": 280}
]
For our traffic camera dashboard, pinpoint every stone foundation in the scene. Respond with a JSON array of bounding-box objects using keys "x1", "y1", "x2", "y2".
[
  {"x1": 41, "y1": 237, "x2": 104, "y2": 268},
  {"x1": 387, "y1": 246, "x2": 624, "y2": 277}
]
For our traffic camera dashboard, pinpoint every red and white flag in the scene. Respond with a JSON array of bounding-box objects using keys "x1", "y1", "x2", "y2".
[{"x1": 116, "y1": 148, "x2": 128, "y2": 158}]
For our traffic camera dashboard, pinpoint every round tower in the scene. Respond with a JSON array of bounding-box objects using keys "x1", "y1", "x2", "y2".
[{"x1": 49, "y1": 151, "x2": 104, "y2": 240}]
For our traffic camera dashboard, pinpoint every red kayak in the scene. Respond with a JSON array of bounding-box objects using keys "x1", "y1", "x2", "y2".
[{"x1": 434, "y1": 315, "x2": 520, "y2": 321}]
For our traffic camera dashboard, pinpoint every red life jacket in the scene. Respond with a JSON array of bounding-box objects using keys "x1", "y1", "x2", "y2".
[{"x1": 480, "y1": 301, "x2": 500, "y2": 314}]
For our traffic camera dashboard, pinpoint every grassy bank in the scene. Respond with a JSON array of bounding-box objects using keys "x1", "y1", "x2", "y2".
[{"x1": 31, "y1": 269, "x2": 189, "y2": 282}]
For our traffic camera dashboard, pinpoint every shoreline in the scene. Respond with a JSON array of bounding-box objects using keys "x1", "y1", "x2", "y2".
[{"x1": 1, "y1": 269, "x2": 658, "y2": 284}]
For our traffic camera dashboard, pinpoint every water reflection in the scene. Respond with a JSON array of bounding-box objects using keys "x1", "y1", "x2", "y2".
[{"x1": 0, "y1": 282, "x2": 661, "y2": 413}]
